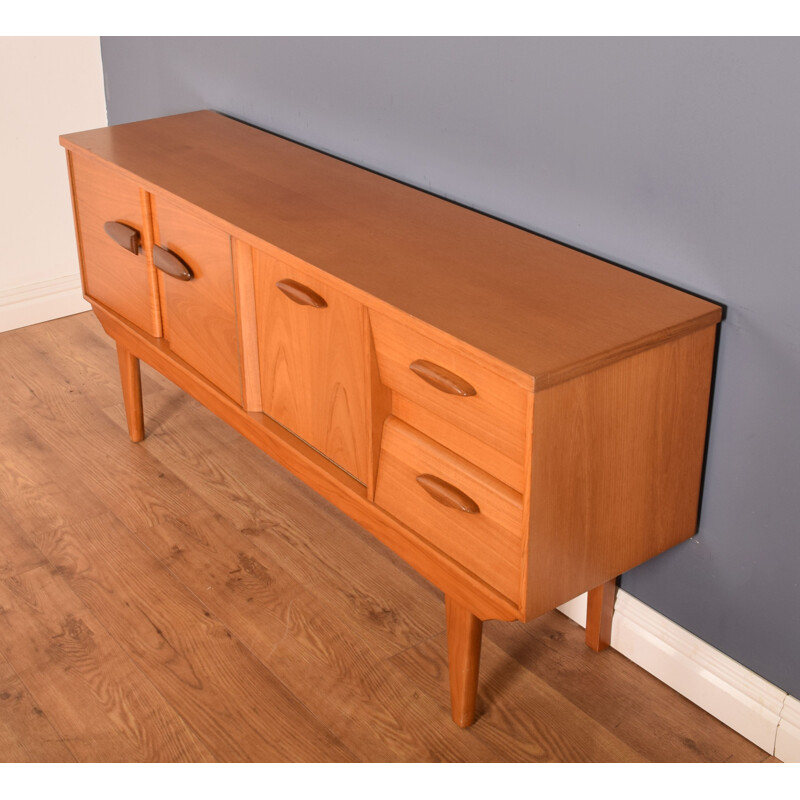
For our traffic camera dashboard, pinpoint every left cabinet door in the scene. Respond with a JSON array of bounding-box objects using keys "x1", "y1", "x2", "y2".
[
  {"x1": 151, "y1": 194, "x2": 242, "y2": 404},
  {"x1": 69, "y1": 154, "x2": 160, "y2": 336}
]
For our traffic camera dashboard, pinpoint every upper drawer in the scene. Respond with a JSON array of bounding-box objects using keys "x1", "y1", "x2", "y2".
[
  {"x1": 69, "y1": 154, "x2": 159, "y2": 336},
  {"x1": 369, "y1": 309, "x2": 531, "y2": 491}
]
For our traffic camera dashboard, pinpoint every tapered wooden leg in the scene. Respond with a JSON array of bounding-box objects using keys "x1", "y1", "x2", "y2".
[
  {"x1": 116, "y1": 342, "x2": 145, "y2": 443},
  {"x1": 585, "y1": 578, "x2": 617, "y2": 652},
  {"x1": 445, "y1": 596, "x2": 483, "y2": 728}
]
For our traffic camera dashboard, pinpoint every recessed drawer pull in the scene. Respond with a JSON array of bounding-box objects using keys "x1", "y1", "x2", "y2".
[
  {"x1": 409, "y1": 360, "x2": 477, "y2": 397},
  {"x1": 104, "y1": 221, "x2": 141, "y2": 254},
  {"x1": 416, "y1": 474, "x2": 480, "y2": 514},
  {"x1": 153, "y1": 245, "x2": 193, "y2": 281},
  {"x1": 276, "y1": 279, "x2": 328, "y2": 308}
]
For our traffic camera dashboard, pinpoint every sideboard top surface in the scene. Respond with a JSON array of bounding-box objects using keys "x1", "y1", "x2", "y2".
[{"x1": 61, "y1": 110, "x2": 721, "y2": 387}]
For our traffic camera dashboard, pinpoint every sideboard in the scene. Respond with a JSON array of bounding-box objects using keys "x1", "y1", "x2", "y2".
[{"x1": 60, "y1": 111, "x2": 722, "y2": 727}]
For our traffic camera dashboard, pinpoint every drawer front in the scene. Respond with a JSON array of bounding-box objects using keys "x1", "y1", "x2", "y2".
[
  {"x1": 369, "y1": 310, "x2": 530, "y2": 491},
  {"x1": 69, "y1": 154, "x2": 159, "y2": 335},
  {"x1": 375, "y1": 417, "x2": 524, "y2": 602},
  {"x1": 152, "y1": 194, "x2": 242, "y2": 403},
  {"x1": 253, "y1": 250, "x2": 370, "y2": 484}
]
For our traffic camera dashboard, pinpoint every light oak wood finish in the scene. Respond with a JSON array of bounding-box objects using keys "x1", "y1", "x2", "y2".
[
  {"x1": 586, "y1": 578, "x2": 617, "y2": 652},
  {"x1": 0, "y1": 314, "x2": 774, "y2": 761},
  {"x1": 152, "y1": 193, "x2": 242, "y2": 403},
  {"x1": 375, "y1": 418, "x2": 524, "y2": 602},
  {"x1": 67, "y1": 153, "x2": 158, "y2": 336},
  {"x1": 91, "y1": 301, "x2": 517, "y2": 624},
  {"x1": 58, "y1": 111, "x2": 720, "y2": 387},
  {"x1": 446, "y1": 596, "x2": 484, "y2": 728},
  {"x1": 525, "y1": 325, "x2": 718, "y2": 618},
  {"x1": 370, "y1": 308, "x2": 530, "y2": 492},
  {"x1": 59, "y1": 112, "x2": 723, "y2": 728},
  {"x1": 254, "y1": 249, "x2": 371, "y2": 484},
  {"x1": 231, "y1": 240, "x2": 263, "y2": 412}
]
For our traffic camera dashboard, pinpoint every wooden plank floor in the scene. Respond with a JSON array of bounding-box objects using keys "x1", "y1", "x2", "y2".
[{"x1": 0, "y1": 312, "x2": 775, "y2": 762}]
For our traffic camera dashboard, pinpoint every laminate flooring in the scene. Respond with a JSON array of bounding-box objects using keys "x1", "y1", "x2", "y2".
[{"x1": 0, "y1": 312, "x2": 775, "y2": 762}]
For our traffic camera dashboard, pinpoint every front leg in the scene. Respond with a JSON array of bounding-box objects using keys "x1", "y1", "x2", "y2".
[
  {"x1": 445, "y1": 595, "x2": 483, "y2": 727},
  {"x1": 116, "y1": 342, "x2": 145, "y2": 442}
]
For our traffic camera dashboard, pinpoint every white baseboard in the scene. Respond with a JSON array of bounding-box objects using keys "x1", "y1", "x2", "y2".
[
  {"x1": 776, "y1": 695, "x2": 800, "y2": 763},
  {"x1": 558, "y1": 590, "x2": 798, "y2": 761},
  {"x1": 0, "y1": 275, "x2": 90, "y2": 334}
]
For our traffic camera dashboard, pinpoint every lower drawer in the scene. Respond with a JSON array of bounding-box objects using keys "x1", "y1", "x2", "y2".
[{"x1": 374, "y1": 417, "x2": 525, "y2": 602}]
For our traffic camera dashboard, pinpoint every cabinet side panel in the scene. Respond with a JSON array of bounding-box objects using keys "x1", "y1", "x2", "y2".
[{"x1": 525, "y1": 325, "x2": 718, "y2": 619}]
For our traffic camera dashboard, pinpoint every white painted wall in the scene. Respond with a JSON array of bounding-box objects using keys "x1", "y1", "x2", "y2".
[{"x1": 0, "y1": 37, "x2": 107, "y2": 333}]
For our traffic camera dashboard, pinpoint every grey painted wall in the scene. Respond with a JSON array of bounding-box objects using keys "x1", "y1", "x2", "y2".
[{"x1": 100, "y1": 37, "x2": 800, "y2": 697}]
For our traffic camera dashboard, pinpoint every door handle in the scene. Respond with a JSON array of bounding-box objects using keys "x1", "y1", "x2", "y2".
[
  {"x1": 153, "y1": 245, "x2": 193, "y2": 281},
  {"x1": 276, "y1": 279, "x2": 327, "y2": 308},
  {"x1": 409, "y1": 360, "x2": 476, "y2": 397},
  {"x1": 104, "y1": 221, "x2": 141, "y2": 255},
  {"x1": 416, "y1": 474, "x2": 480, "y2": 514}
]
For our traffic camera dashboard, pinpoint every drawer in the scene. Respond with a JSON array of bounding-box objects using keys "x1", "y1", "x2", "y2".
[
  {"x1": 369, "y1": 310, "x2": 531, "y2": 492},
  {"x1": 374, "y1": 417, "x2": 524, "y2": 602},
  {"x1": 152, "y1": 194, "x2": 242, "y2": 403},
  {"x1": 69, "y1": 154, "x2": 159, "y2": 336}
]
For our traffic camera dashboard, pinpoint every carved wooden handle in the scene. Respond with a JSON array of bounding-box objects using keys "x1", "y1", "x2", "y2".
[
  {"x1": 276, "y1": 279, "x2": 328, "y2": 308},
  {"x1": 104, "y1": 221, "x2": 141, "y2": 254},
  {"x1": 153, "y1": 245, "x2": 193, "y2": 281},
  {"x1": 409, "y1": 360, "x2": 476, "y2": 397},
  {"x1": 416, "y1": 474, "x2": 480, "y2": 514}
]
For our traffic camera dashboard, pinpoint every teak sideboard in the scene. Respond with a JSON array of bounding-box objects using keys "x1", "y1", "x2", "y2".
[{"x1": 60, "y1": 111, "x2": 722, "y2": 728}]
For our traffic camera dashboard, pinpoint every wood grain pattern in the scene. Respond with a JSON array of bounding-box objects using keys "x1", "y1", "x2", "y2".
[
  {"x1": 138, "y1": 184, "x2": 163, "y2": 337},
  {"x1": 445, "y1": 596, "x2": 483, "y2": 727},
  {"x1": 0, "y1": 508, "x2": 47, "y2": 580},
  {"x1": 132, "y1": 510, "x2": 502, "y2": 761},
  {"x1": 526, "y1": 326, "x2": 718, "y2": 619},
  {"x1": 0, "y1": 565, "x2": 213, "y2": 762},
  {"x1": 0, "y1": 314, "x2": 768, "y2": 762},
  {"x1": 394, "y1": 630, "x2": 646, "y2": 761},
  {"x1": 0, "y1": 653, "x2": 76, "y2": 762},
  {"x1": 231, "y1": 239, "x2": 263, "y2": 412},
  {"x1": 68, "y1": 153, "x2": 158, "y2": 336},
  {"x1": 116, "y1": 342, "x2": 144, "y2": 442},
  {"x1": 33, "y1": 513, "x2": 354, "y2": 762},
  {"x1": 152, "y1": 193, "x2": 242, "y2": 403},
  {"x1": 59, "y1": 113, "x2": 725, "y2": 731},
  {"x1": 365, "y1": 315, "x2": 392, "y2": 501},
  {"x1": 484, "y1": 612, "x2": 771, "y2": 763},
  {"x1": 585, "y1": 578, "x2": 617, "y2": 652},
  {"x1": 60, "y1": 111, "x2": 722, "y2": 387},
  {"x1": 254, "y1": 248, "x2": 371, "y2": 484},
  {"x1": 371, "y1": 307, "x2": 530, "y2": 491},
  {"x1": 375, "y1": 418, "x2": 524, "y2": 603}
]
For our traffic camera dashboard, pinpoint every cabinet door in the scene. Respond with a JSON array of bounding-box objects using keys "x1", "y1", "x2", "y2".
[
  {"x1": 253, "y1": 250, "x2": 369, "y2": 483},
  {"x1": 152, "y1": 195, "x2": 242, "y2": 403},
  {"x1": 69, "y1": 154, "x2": 160, "y2": 336}
]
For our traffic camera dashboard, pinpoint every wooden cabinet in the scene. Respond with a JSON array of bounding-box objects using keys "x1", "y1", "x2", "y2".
[{"x1": 61, "y1": 111, "x2": 722, "y2": 729}]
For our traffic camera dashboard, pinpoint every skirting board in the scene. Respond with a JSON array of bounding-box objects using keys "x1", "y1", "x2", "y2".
[
  {"x1": 0, "y1": 275, "x2": 90, "y2": 334},
  {"x1": 558, "y1": 590, "x2": 798, "y2": 761}
]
